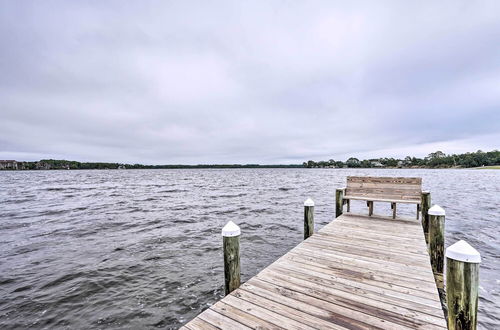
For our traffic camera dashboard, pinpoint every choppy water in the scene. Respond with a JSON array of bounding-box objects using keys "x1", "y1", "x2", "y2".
[{"x1": 0, "y1": 169, "x2": 498, "y2": 329}]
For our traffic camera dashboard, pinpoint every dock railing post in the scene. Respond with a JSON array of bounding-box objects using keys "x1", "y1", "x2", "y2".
[
  {"x1": 335, "y1": 188, "x2": 344, "y2": 218},
  {"x1": 428, "y1": 205, "x2": 446, "y2": 311},
  {"x1": 421, "y1": 191, "x2": 431, "y2": 243},
  {"x1": 222, "y1": 221, "x2": 241, "y2": 295},
  {"x1": 304, "y1": 198, "x2": 314, "y2": 239},
  {"x1": 446, "y1": 240, "x2": 481, "y2": 330}
]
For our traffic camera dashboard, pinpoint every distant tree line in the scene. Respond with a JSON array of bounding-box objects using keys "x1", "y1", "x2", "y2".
[
  {"x1": 303, "y1": 150, "x2": 500, "y2": 168},
  {"x1": 5, "y1": 159, "x2": 304, "y2": 170},
  {"x1": 2, "y1": 150, "x2": 498, "y2": 171}
]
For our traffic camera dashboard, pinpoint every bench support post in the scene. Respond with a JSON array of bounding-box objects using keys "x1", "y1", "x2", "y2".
[
  {"x1": 335, "y1": 188, "x2": 344, "y2": 218},
  {"x1": 367, "y1": 201, "x2": 373, "y2": 216},
  {"x1": 391, "y1": 203, "x2": 396, "y2": 219}
]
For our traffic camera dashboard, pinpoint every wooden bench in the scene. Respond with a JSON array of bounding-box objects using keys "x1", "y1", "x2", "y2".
[{"x1": 340, "y1": 176, "x2": 423, "y2": 219}]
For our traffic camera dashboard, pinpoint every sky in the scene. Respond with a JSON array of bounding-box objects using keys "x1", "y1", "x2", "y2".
[{"x1": 1, "y1": 1, "x2": 499, "y2": 164}]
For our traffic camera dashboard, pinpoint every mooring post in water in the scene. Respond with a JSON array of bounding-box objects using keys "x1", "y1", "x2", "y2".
[
  {"x1": 304, "y1": 198, "x2": 314, "y2": 239},
  {"x1": 222, "y1": 221, "x2": 241, "y2": 295},
  {"x1": 428, "y1": 205, "x2": 446, "y2": 311},
  {"x1": 335, "y1": 188, "x2": 344, "y2": 218},
  {"x1": 421, "y1": 191, "x2": 431, "y2": 243},
  {"x1": 446, "y1": 240, "x2": 481, "y2": 330}
]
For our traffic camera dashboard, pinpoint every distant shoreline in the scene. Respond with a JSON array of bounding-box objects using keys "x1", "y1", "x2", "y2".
[
  {"x1": 1, "y1": 165, "x2": 499, "y2": 171},
  {"x1": 1, "y1": 150, "x2": 498, "y2": 171},
  {"x1": 474, "y1": 165, "x2": 500, "y2": 169}
]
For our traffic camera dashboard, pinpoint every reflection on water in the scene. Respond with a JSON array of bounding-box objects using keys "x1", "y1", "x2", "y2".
[{"x1": 0, "y1": 169, "x2": 499, "y2": 329}]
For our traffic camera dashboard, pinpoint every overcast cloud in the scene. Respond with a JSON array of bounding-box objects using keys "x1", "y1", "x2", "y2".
[{"x1": 1, "y1": 1, "x2": 499, "y2": 164}]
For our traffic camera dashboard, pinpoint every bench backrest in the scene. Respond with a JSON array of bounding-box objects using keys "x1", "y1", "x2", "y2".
[{"x1": 345, "y1": 176, "x2": 422, "y2": 202}]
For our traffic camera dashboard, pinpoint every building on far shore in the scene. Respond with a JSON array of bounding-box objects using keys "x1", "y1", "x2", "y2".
[
  {"x1": 371, "y1": 161, "x2": 384, "y2": 167},
  {"x1": 0, "y1": 160, "x2": 18, "y2": 170},
  {"x1": 36, "y1": 161, "x2": 51, "y2": 170}
]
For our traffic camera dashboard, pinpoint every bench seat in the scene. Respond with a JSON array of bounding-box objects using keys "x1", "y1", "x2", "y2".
[
  {"x1": 341, "y1": 176, "x2": 423, "y2": 219},
  {"x1": 343, "y1": 195, "x2": 420, "y2": 204}
]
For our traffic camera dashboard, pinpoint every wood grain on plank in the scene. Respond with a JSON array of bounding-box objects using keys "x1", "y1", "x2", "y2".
[
  {"x1": 198, "y1": 308, "x2": 252, "y2": 329},
  {"x1": 181, "y1": 317, "x2": 220, "y2": 330}
]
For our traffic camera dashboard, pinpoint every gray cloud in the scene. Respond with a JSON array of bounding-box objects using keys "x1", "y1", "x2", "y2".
[{"x1": 1, "y1": 1, "x2": 499, "y2": 164}]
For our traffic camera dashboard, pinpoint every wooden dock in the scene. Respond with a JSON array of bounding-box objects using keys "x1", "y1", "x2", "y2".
[{"x1": 182, "y1": 212, "x2": 447, "y2": 329}]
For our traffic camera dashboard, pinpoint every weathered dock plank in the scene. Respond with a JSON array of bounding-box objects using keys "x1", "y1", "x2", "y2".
[{"x1": 181, "y1": 213, "x2": 447, "y2": 329}]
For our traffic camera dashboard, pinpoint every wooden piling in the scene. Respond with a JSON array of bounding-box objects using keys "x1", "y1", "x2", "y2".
[
  {"x1": 303, "y1": 198, "x2": 314, "y2": 239},
  {"x1": 421, "y1": 191, "x2": 431, "y2": 243},
  {"x1": 428, "y1": 205, "x2": 445, "y2": 284},
  {"x1": 446, "y1": 240, "x2": 481, "y2": 330},
  {"x1": 428, "y1": 205, "x2": 446, "y2": 313},
  {"x1": 335, "y1": 188, "x2": 344, "y2": 218},
  {"x1": 222, "y1": 221, "x2": 241, "y2": 295}
]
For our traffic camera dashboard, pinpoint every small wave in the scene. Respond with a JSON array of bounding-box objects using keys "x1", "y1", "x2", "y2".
[
  {"x1": 171, "y1": 206, "x2": 188, "y2": 211},
  {"x1": 267, "y1": 224, "x2": 298, "y2": 231},
  {"x1": 72, "y1": 206, "x2": 88, "y2": 212},
  {"x1": 0, "y1": 277, "x2": 16, "y2": 285},
  {"x1": 40, "y1": 271, "x2": 86, "y2": 290},
  {"x1": 144, "y1": 255, "x2": 162, "y2": 261},
  {"x1": 240, "y1": 222, "x2": 263, "y2": 230},
  {"x1": 248, "y1": 208, "x2": 273, "y2": 214},
  {"x1": 129, "y1": 207, "x2": 149, "y2": 213},
  {"x1": 159, "y1": 189, "x2": 189, "y2": 193},
  {"x1": 245, "y1": 235, "x2": 268, "y2": 243},
  {"x1": 209, "y1": 193, "x2": 247, "y2": 199},
  {"x1": 12, "y1": 285, "x2": 32, "y2": 293},
  {"x1": 174, "y1": 219, "x2": 196, "y2": 224},
  {"x1": 3, "y1": 198, "x2": 33, "y2": 204},
  {"x1": 38, "y1": 209, "x2": 69, "y2": 216},
  {"x1": 214, "y1": 209, "x2": 238, "y2": 215}
]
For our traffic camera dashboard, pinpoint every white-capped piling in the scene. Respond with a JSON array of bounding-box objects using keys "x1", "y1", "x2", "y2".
[
  {"x1": 428, "y1": 204, "x2": 446, "y2": 314},
  {"x1": 421, "y1": 191, "x2": 431, "y2": 242},
  {"x1": 335, "y1": 188, "x2": 344, "y2": 218},
  {"x1": 428, "y1": 205, "x2": 445, "y2": 289},
  {"x1": 222, "y1": 221, "x2": 241, "y2": 295},
  {"x1": 304, "y1": 198, "x2": 314, "y2": 239},
  {"x1": 446, "y1": 240, "x2": 481, "y2": 330}
]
